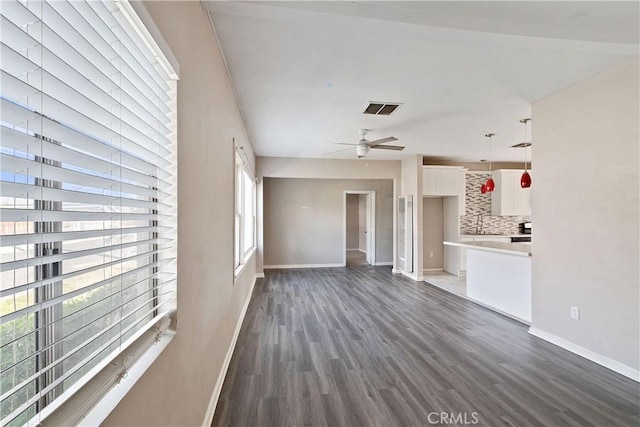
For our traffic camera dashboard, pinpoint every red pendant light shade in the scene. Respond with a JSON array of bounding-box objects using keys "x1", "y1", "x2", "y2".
[
  {"x1": 520, "y1": 118, "x2": 532, "y2": 188},
  {"x1": 485, "y1": 177, "x2": 495, "y2": 192}
]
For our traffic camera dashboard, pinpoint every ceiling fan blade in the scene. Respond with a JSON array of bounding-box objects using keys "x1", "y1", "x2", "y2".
[
  {"x1": 370, "y1": 145, "x2": 405, "y2": 151},
  {"x1": 335, "y1": 143, "x2": 357, "y2": 146},
  {"x1": 368, "y1": 136, "x2": 398, "y2": 146},
  {"x1": 323, "y1": 147, "x2": 355, "y2": 156}
]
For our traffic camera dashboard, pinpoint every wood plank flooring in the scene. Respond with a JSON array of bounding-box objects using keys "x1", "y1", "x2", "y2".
[{"x1": 213, "y1": 266, "x2": 639, "y2": 426}]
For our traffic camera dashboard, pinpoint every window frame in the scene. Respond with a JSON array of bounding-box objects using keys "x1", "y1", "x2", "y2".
[{"x1": 233, "y1": 152, "x2": 256, "y2": 277}]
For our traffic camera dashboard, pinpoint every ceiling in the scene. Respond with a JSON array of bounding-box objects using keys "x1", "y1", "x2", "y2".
[{"x1": 204, "y1": 1, "x2": 639, "y2": 162}]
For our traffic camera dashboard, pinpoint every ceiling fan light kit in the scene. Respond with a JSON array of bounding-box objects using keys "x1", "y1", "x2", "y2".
[
  {"x1": 357, "y1": 143, "x2": 370, "y2": 158},
  {"x1": 324, "y1": 129, "x2": 405, "y2": 158}
]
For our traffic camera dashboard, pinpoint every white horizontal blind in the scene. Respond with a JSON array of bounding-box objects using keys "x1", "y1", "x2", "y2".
[{"x1": 0, "y1": 1, "x2": 178, "y2": 426}]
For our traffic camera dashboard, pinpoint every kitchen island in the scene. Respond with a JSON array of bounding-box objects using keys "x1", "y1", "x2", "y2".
[{"x1": 443, "y1": 240, "x2": 531, "y2": 323}]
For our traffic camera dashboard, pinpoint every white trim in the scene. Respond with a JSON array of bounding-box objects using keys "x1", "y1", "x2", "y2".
[
  {"x1": 391, "y1": 268, "x2": 401, "y2": 274},
  {"x1": 120, "y1": 0, "x2": 179, "y2": 79},
  {"x1": 264, "y1": 263, "x2": 344, "y2": 269},
  {"x1": 528, "y1": 327, "x2": 640, "y2": 382},
  {"x1": 39, "y1": 316, "x2": 174, "y2": 426},
  {"x1": 203, "y1": 274, "x2": 260, "y2": 427},
  {"x1": 234, "y1": 248, "x2": 256, "y2": 280},
  {"x1": 78, "y1": 327, "x2": 176, "y2": 426},
  {"x1": 423, "y1": 268, "x2": 444, "y2": 273},
  {"x1": 401, "y1": 271, "x2": 423, "y2": 282},
  {"x1": 255, "y1": 272, "x2": 265, "y2": 278},
  {"x1": 375, "y1": 261, "x2": 393, "y2": 266},
  {"x1": 346, "y1": 248, "x2": 365, "y2": 253}
]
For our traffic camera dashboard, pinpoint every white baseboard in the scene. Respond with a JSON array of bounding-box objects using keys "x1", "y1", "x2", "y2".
[
  {"x1": 203, "y1": 274, "x2": 259, "y2": 426},
  {"x1": 401, "y1": 271, "x2": 423, "y2": 282},
  {"x1": 264, "y1": 263, "x2": 344, "y2": 269},
  {"x1": 255, "y1": 272, "x2": 265, "y2": 278},
  {"x1": 391, "y1": 268, "x2": 400, "y2": 274},
  {"x1": 423, "y1": 268, "x2": 444, "y2": 273},
  {"x1": 528, "y1": 327, "x2": 640, "y2": 382},
  {"x1": 374, "y1": 261, "x2": 393, "y2": 266},
  {"x1": 346, "y1": 248, "x2": 365, "y2": 253}
]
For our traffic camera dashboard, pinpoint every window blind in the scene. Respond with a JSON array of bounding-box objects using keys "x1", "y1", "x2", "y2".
[{"x1": 0, "y1": 1, "x2": 178, "y2": 426}]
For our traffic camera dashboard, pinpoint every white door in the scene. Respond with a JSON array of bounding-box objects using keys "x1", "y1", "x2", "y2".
[
  {"x1": 405, "y1": 195, "x2": 414, "y2": 273},
  {"x1": 398, "y1": 197, "x2": 406, "y2": 270},
  {"x1": 365, "y1": 194, "x2": 373, "y2": 264}
]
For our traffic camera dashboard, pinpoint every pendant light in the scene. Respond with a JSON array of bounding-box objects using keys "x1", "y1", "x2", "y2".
[
  {"x1": 520, "y1": 118, "x2": 532, "y2": 188},
  {"x1": 479, "y1": 159, "x2": 487, "y2": 193},
  {"x1": 484, "y1": 133, "x2": 495, "y2": 192}
]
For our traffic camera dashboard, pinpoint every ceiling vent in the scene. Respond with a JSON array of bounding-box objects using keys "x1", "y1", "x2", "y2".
[
  {"x1": 363, "y1": 102, "x2": 402, "y2": 116},
  {"x1": 511, "y1": 142, "x2": 532, "y2": 148}
]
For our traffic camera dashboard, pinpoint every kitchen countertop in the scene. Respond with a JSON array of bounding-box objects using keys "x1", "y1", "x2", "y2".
[
  {"x1": 444, "y1": 240, "x2": 532, "y2": 257},
  {"x1": 461, "y1": 234, "x2": 530, "y2": 238}
]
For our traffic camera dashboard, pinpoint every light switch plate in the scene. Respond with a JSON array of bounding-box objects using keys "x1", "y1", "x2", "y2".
[{"x1": 571, "y1": 306, "x2": 580, "y2": 320}]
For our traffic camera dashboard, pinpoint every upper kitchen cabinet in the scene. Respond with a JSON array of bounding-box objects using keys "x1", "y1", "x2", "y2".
[
  {"x1": 490, "y1": 169, "x2": 531, "y2": 216},
  {"x1": 422, "y1": 166, "x2": 466, "y2": 211}
]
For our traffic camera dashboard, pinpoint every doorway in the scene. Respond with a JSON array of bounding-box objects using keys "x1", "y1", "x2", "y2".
[{"x1": 344, "y1": 191, "x2": 376, "y2": 266}]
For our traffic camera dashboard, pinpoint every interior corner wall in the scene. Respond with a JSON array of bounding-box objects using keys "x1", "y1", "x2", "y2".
[
  {"x1": 103, "y1": 2, "x2": 257, "y2": 425},
  {"x1": 400, "y1": 155, "x2": 423, "y2": 277},
  {"x1": 263, "y1": 178, "x2": 394, "y2": 266},
  {"x1": 531, "y1": 57, "x2": 639, "y2": 373}
]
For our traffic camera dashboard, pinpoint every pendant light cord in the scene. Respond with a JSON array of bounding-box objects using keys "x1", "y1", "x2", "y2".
[
  {"x1": 485, "y1": 133, "x2": 495, "y2": 176},
  {"x1": 524, "y1": 120, "x2": 527, "y2": 171},
  {"x1": 489, "y1": 136, "x2": 492, "y2": 174},
  {"x1": 520, "y1": 118, "x2": 531, "y2": 171}
]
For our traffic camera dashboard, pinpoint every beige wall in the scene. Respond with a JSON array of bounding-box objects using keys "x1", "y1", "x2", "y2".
[
  {"x1": 423, "y1": 197, "x2": 444, "y2": 270},
  {"x1": 104, "y1": 2, "x2": 257, "y2": 425},
  {"x1": 346, "y1": 194, "x2": 359, "y2": 249},
  {"x1": 531, "y1": 58, "x2": 639, "y2": 373},
  {"x1": 263, "y1": 178, "x2": 394, "y2": 266},
  {"x1": 257, "y1": 156, "x2": 401, "y2": 272}
]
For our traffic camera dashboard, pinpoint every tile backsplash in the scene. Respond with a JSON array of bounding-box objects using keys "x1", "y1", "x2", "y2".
[{"x1": 461, "y1": 172, "x2": 530, "y2": 235}]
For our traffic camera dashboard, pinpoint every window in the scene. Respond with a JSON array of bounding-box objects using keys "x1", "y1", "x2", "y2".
[
  {"x1": 0, "y1": 1, "x2": 178, "y2": 425},
  {"x1": 234, "y1": 152, "x2": 255, "y2": 272}
]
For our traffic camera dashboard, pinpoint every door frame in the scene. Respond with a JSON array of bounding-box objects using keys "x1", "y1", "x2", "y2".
[{"x1": 343, "y1": 191, "x2": 376, "y2": 266}]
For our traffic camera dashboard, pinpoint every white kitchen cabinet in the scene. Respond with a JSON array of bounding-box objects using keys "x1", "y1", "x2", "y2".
[
  {"x1": 490, "y1": 169, "x2": 531, "y2": 216},
  {"x1": 422, "y1": 166, "x2": 466, "y2": 212}
]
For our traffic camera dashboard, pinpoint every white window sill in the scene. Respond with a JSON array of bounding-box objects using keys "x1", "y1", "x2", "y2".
[
  {"x1": 234, "y1": 247, "x2": 256, "y2": 279},
  {"x1": 38, "y1": 316, "x2": 175, "y2": 426},
  {"x1": 79, "y1": 328, "x2": 176, "y2": 425}
]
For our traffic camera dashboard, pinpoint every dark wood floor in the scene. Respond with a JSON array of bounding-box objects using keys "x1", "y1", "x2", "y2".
[{"x1": 213, "y1": 266, "x2": 639, "y2": 426}]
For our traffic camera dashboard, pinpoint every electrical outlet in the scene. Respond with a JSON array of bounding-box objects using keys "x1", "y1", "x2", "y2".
[
  {"x1": 429, "y1": 252, "x2": 434, "y2": 258},
  {"x1": 571, "y1": 306, "x2": 580, "y2": 320}
]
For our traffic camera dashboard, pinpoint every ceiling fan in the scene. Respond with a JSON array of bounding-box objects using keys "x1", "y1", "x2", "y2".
[{"x1": 324, "y1": 129, "x2": 404, "y2": 158}]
